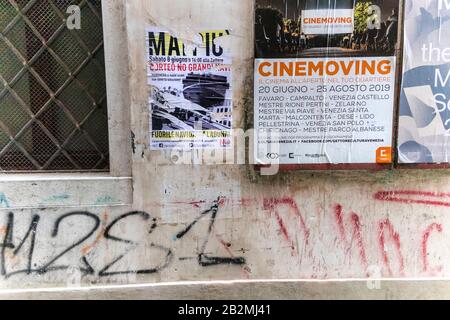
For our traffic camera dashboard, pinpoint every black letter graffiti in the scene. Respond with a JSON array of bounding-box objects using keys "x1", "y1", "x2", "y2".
[
  {"x1": 0, "y1": 198, "x2": 246, "y2": 280},
  {"x1": 38, "y1": 212, "x2": 100, "y2": 275},
  {"x1": 176, "y1": 197, "x2": 246, "y2": 266},
  {"x1": 0, "y1": 213, "x2": 16, "y2": 276},
  {"x1": 98, "y1": 211, "x2": 173, "y2": 276},
  {"x1": 0, "y1": 213, "x2": 41, "y2": 278}
]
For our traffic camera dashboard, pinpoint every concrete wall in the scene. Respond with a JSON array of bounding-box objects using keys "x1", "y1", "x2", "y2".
[{"x1": 2, "y1": 0, "x2": 450, "y2": 299}]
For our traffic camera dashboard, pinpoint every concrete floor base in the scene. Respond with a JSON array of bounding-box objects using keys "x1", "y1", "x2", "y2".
[{"x1": 0, "y1": 280, "x2": 449, "y2": 300}]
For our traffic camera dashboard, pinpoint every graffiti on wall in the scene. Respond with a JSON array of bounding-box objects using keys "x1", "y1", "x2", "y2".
[
  {"x1": 0, "y1": 189, "x2": 448, "y2": 281},
  {"x1": 171, "y1": 190, "x2": 449, "y2": 279},
  {"x1": 0, "y1": 193, "x2": 9, "y2": 209},
  {"x1": 0, "y1": 197, "x2": 246, "y2": 280}
]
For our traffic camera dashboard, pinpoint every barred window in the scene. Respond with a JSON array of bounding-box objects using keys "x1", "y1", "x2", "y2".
[{"x1": 0, "y1": 0, "x2": 109, "y2": 172}]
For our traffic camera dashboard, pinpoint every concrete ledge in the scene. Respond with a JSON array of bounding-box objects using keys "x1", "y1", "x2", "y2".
[
  {"x1": 0, "y1": 175, "x2": 132, "y2": 209},
  {"x1": 0, "y1": 280, "x2": 449, "y2": 300}
]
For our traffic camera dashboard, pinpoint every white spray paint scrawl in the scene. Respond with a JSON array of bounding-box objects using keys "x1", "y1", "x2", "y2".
[{"x1": 146, "y1": 28, "x2": 233, "y2": 150}]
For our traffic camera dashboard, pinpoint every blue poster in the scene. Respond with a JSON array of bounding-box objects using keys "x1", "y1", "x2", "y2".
[{"x1": 399, "y1": 0, "x2": 450, "y2": 164}]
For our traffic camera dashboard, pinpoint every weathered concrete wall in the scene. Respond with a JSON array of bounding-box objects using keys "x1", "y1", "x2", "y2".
[
  {"x1": 4, "y1": 170, "x2": 450, "y2": 289},
  {"x1": 2, "y1": 0, "x2": 450, "y2": 298}
]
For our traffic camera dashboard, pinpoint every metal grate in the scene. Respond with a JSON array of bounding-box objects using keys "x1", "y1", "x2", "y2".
[{"x1": 0, "y1": 0, "x2": 109, "y2": 172}]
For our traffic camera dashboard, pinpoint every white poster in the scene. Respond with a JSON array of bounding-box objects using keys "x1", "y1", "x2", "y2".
[
  {"x1": 255, "y1": 0, "x2": 400, "y2": 166},
  {"x1": 254, "y1": 57, "x2": 396, "y2": 164},
  {"x1": 146, "y1": 28, "x2": 233, "y2": 150}
]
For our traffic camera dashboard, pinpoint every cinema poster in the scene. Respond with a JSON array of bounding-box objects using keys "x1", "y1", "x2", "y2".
[
  {"x1": 254, "y1": 0, "x2": 400, "y2": 166},
  {"x1": 398, "y1": 0, "x2": 450, "y2": 165},
  {"x1": 146, "y1": 28, "x2": 233, "y2": 150}
]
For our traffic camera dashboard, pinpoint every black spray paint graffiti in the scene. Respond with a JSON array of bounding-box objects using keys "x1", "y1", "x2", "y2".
[
  {"x1": 98, "y1": 211, "x2": 173, "y2": 276},
  {"x1": 175, "y1": 197, "x2": 246, "y2": 266},
  {"x1": 0, "y1": 197, "x2": 246, "y2": 279}
]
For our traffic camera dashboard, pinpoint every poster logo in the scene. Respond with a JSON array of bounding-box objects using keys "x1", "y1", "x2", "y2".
[
  {"x1": 376, "y1": 147, "x2": 392, "y2": 164},
  {"x1": 301, "y1": 9, "x2": 354, "y2": 35}
]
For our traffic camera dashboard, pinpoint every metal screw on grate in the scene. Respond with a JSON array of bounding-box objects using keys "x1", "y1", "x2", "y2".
[{"x1": 0, "y1": 0, "x2": 109, "y2": 172}]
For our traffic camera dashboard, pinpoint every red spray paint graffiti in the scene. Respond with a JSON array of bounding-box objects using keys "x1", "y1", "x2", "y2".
[
  {"x1": 333, "y1": 205, "x2": 368, "y2": 272},
  {"x1": 263, "y1": 198, "x2": 310, "y2": 255},
  {"x1": 161, "y1": 190, "x2": 450, "y2": 278},
  {"x1": 351, "y1": 213, "x2": 369, "y2": 271},
  {"x1": 374, "y1": 190, "x2": 450, "y2": 207},
  {"x1": 379, "y1": 219, "x2": 405, "y2": 276},
  {"x1": 422, "y1": 223, "x2": 443, "y2": 274}
]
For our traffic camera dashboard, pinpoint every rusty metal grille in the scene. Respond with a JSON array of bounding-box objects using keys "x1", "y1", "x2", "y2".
[{"x1": 0, "y1": 0, "x2": 109, "y2": 172}]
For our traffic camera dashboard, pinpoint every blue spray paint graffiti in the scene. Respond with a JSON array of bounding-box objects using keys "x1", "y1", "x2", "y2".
[
  {"x1": 95, "y1": 196, "x2": 119, "y2": 205},
  {"x1": 0, "y1": 193, "x2": 10, "y2": 208},
  {"x1": 42, "y1": 194, "x2": 70, "y2": 203}
]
